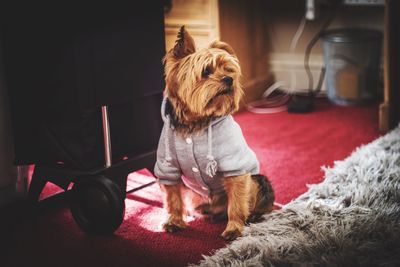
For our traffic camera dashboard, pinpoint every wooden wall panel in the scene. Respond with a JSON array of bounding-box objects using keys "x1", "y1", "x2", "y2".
[
  {"x1": 164, "y1": 0, "x2": 220, "y2": 51},
  {"x1": 218, "y1": 0, "x2": 274, "y2": 107}
]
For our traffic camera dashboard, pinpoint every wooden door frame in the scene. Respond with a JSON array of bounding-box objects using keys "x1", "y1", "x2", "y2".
[{"x1": 380, "y1": 0, "x2": 400, "y2": 131}]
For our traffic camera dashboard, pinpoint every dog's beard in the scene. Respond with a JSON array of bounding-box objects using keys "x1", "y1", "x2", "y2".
[
  {"x1": 190, "y1": 83, "x2": 239, "y2": 118},
  {"x1": 206, "y1": 86, "x2": 234, "y2": 106},
  {"x1": 165, "y1": 86, "x2": 238, "y2": 137},
  {"x1": 192, "y1": 78, "x2": 241, "y2": 112}
]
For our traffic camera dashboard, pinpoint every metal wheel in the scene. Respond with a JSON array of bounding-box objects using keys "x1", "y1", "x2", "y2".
[{"x1": 70, "y1": 175, "x2": 125, "y2": 235}]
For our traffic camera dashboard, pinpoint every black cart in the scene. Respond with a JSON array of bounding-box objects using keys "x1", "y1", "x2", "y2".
[{"x1": 2, "y1": 2, "x2": 165, "y2": 234}]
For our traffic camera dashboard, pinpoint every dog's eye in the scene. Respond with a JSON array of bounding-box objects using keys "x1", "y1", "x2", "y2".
[{"x1": 202, "y1": 67, "x2": 212, "y2": 78}]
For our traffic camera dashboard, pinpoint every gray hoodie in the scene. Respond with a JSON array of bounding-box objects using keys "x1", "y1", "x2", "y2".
[{"x1": 154, "y1": 97, "x2": 260, "y2": 197}]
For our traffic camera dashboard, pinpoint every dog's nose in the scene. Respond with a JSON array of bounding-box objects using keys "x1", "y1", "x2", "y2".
[{"x1": 222, "y1": 76, "x2": 233, "y2": 86}]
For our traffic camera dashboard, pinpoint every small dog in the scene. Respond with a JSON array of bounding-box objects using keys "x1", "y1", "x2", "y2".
[{"x1": 154, "y1": 26, "x2": 275, "y2": 240}]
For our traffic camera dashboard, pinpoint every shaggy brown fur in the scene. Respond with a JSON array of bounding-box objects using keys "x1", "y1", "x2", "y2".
[
  {"x1": 163, "y1": 26, "x2": 243, "y2": 136},
  {"x1": 160, "y1": 26, "x2": 274, "y2": 240}
]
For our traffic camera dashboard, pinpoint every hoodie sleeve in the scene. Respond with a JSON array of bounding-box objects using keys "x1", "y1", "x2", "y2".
[
  {"x1": 214, "y1": 117, "x2": 260, "y2": 177},
  {"x1": 154, "y1": 124, "x2": 182, "y2": 185}
]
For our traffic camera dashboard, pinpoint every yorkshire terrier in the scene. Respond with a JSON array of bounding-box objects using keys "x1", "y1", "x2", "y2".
[{"x1": 154, "y1": 26, "x2": 275, "y2": 241}]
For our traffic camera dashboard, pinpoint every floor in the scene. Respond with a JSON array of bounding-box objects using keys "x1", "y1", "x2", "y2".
[{"x1": 1, "y1": 98, "x2": 381, "y2": 267}]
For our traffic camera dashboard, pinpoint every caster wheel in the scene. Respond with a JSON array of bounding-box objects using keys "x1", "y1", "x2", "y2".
[{"x1": 70, "y1": 175, "x2": 125, "y2": 235}]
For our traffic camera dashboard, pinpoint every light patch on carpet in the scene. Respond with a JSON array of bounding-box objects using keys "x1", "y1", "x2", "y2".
[{"x1": 125, "y1": 172, "x2": 165, "y2": 232}]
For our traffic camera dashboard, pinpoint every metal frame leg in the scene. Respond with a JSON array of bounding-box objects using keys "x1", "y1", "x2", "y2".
[{"x1": 101, "y1": 105, "x2": 112, "y2": 168}]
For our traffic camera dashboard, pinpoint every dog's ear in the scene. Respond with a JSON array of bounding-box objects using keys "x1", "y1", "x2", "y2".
[
  {"x1": 172, "y1": 26, "x2": 196, "y2": 59},
  {"x1": 209, "y1": 40, "x2": 236, "y2": 56}
]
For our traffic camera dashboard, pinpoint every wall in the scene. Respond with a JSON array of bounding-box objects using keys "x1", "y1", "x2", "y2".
[{"x1": 219, "y1": 0, "x2": 384, "y2": 99}]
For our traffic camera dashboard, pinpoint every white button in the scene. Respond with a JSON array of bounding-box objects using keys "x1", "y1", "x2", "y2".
[
  {"x1": 186, "y1": 138, "x2": 192, "y2": 144},
  {"x1": 192, "y1": 167, "x2": 199, "y2": 173}
]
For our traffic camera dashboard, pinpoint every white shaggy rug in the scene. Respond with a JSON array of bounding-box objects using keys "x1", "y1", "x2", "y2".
[{"x1": 193, "y1": 126, "x2": 400, "y2": 267}]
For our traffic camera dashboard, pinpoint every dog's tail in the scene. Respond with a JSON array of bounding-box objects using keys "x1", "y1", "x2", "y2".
[{"x1": 251, "y1": 174, "x2": 276, "y2": 212}]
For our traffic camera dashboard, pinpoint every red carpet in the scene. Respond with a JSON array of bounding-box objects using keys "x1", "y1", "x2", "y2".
[{"x1": 2, "y1": 99, "x2": 380, "y2": 267}]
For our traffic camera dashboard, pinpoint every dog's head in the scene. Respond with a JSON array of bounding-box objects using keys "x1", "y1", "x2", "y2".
[{"x1": 163, "y1": 26, "x2": 243, "y2": 126}]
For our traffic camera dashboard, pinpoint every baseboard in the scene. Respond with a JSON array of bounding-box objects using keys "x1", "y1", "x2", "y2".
[{"x1": 270, "y1": 53, "x2": 327, "y2": 94}]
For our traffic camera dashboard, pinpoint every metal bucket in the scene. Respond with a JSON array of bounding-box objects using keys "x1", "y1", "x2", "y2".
[{"x1": 321, "y1": 28, "x2": 382, "y2": 105}]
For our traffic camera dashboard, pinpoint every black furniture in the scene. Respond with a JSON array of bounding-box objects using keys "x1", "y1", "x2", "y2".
[{"x1": 2, "y1": 2, "x2": 165, "y2": 234}]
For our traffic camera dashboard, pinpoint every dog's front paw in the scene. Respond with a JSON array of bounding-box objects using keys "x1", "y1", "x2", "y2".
[
  {"x1": 162, "y1": 218, "x2": 187, "y2": 233},
  {"x1": 221, "y1": 228, "x2": 242, "y2": 241}
]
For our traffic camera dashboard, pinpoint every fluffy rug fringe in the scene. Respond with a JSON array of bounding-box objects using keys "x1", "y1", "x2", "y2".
[{"x1": 193, "y1": 126, "x2": 400, "y2": 267}]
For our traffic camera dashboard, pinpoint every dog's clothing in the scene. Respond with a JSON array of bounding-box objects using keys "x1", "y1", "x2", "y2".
[{"x1": 154, "y1": 97, "x2": 259, "y2": 197}]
